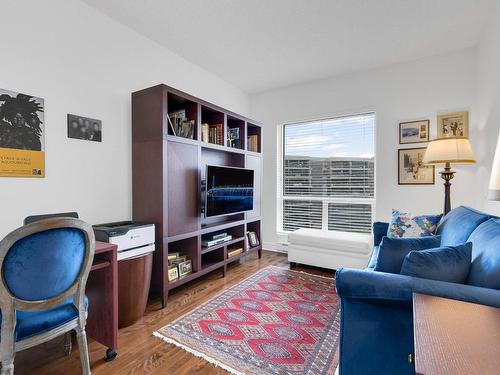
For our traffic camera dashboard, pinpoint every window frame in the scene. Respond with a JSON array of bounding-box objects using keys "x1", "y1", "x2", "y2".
[{"x1": 277, "y1": 112, "x2": 377, "y2": 234}]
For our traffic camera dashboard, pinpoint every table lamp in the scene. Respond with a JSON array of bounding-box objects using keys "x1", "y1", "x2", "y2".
[
  {"x1": 423, "y1": 137, "x2": 476, "y2": 215},
  {"x1": 488, "y1": 132, "x2": 500, "y2": 200}
]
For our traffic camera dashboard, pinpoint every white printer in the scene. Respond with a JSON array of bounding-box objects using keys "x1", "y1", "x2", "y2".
[{"x1": 93, "y1": 221, "x2": 155, "y2": 261}]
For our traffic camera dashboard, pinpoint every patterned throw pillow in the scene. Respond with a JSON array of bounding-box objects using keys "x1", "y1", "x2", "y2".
[{"x1": 388, "y1": 209, "x2": 442, "y2": 238}]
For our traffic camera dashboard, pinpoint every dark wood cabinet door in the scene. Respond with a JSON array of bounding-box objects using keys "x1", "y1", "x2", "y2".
[{"x1": 167, "y1": 141, "x2": 200, "y2": 236}]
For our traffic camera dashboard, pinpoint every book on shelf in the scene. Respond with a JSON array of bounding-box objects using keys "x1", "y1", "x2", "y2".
[
  {"x1": 208, "y1": 123, "x2": 224, "y2": 145},
  {"x1": 248, "y1": 134, "x2": 259, "y2": 152},
  {"x1": 227, "y1": 245, "x2": 244, "y2": 258},
  {"x1": 201, "y1": 123, "x2": 209, "y2": 142}
]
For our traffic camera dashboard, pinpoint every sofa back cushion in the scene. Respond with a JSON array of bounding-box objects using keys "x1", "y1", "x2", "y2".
[
  {"x1": 374, "y1": 235, "x2": 441, "y2": 274},
  {"x1": 437, "y1": 206, "x2": 491, "y2": 246},
  {"x1": 466, "y1": 219, "x2": 500, "y2": 289},
  {"x1": 400, "y1": 243, "x2": 472, "y2": 284}
]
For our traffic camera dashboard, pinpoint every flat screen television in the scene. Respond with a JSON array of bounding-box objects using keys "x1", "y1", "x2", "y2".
[{"x1": 205, "y1": 165, "x2": 254, "y2": 218}]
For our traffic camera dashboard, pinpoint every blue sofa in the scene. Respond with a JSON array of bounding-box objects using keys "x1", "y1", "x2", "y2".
[{"x1": 336, "y1": 206, "x2": 500, "y2": 375}]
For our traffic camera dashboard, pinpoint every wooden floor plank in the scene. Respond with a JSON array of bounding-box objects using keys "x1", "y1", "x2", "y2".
[{"x1": 15, "y1": 251, "x2": 333, "y2": 375}]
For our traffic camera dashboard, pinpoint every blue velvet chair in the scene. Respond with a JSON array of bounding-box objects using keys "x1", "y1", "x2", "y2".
[
  {"x1": 336, "y1": 206, "x2": 500, "y2": 375},
  {"x1": 0, "y1": 218, "x2": 95, "y2": 375}
]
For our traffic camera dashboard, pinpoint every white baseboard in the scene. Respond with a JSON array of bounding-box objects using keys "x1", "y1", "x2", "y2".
[{"x1": 262, "y1": 241, "x2": 289, "y2": 253}]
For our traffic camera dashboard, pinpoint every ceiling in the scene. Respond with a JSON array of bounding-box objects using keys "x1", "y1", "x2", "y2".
[{"x1": 82, "y1": 0, "x2": 494, "y2": 94}]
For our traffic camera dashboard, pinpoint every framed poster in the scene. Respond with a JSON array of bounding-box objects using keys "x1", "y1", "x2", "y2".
[
  {"x1": 398, "y1": 147, "x2": 435, "y2": 185},
  {"x1": 0, "y1": 88, "x2": 45, "y2": 177},
  {"x1": 399, "y1": 120, "x2": 429, "y2": 144},
  {"x1": 437, "y1": 111, "x2": 468, "y2": 138}
]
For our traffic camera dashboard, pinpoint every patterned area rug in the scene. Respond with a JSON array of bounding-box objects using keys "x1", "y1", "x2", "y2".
[{"x1": 154, "y1": 266, "x2": 340, "y2": 375}]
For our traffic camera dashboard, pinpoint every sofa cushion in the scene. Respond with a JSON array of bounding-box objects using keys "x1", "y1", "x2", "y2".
[
  {"x1": 288, "y1": 228, "x2": 372, "y2": 255},
  {"x1": 437, "y1": 206, "x2": 491, "y2": 246},
  {"x1": 388, "y1": 209, "x2": 442, "y2": 238},
  {"x1": 400, "y1": 243, "x2": 472, "y2": 283},
  {"x1": 466, "y1": 218, "x2": 500, "y2": 289},
  {"x1": 374, "y1": 235, "x2": 441, "y2": 274}
]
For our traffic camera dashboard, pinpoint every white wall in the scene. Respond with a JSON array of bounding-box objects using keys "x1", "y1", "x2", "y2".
[
  {"x1": 478, "y1": 3, "x2": 500, "y2": 216},
  {"x1": 250, "y1": 48, "x2": 481, "y2": 249},
  {"x1": 0, "y1": 0, "x2": 250, "y2": 237}
]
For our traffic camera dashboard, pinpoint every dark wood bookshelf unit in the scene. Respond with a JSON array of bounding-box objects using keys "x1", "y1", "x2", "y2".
[{"x1": 132, "y1": 84, "x2": 263, "y2": 307}]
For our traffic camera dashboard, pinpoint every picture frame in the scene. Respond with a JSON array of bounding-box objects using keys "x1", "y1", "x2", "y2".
[
  {"x1": 169, "y1": 255, "x2": 187, "y2": 266},
  {"x1": 178, "y1": 259, "x2": 192, "y2": 278},
  {"x1": 168, "y1": 265, "x2": 179, "y2": 282},
  {"x1": 67, "y1": 114, "x2": 102, "y2": 142},
  {"x1": 247, "y1": 231, "x2": 260, "y2": 248},
  {"x1": 399, "y1": 120, "x2": 429, "y2": 144},
  {"x1": 437, "y1": 111, "x2": 468, "y2": 138},
  {"x1": 0, "y1": 87, "x2": 45, "y2": 177},
  {"x1": 398, "y1": 147, "x2": 435, "y2": 185}
]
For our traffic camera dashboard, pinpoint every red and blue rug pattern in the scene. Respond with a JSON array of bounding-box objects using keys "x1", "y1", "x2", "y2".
[{"x1": 154, "y1": 266, "x2": 340, "y2": 374}]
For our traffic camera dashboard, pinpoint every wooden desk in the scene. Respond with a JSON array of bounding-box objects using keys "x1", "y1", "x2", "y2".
[
  {"x1": 413, "y1": 293, "x2": 500, "y2": 375},
  {"x1": 86, "y1": 241, "x2": 118, "y2": 361}
]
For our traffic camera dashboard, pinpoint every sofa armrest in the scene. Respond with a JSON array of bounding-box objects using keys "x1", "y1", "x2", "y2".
[
  {"x1": 373, "y1": 221, "x2": 389, "y2": 246},
  {"x1": 413, "y1": 277, "x2": 500, "y2": 308},
  {"x1": 336, "y1": 268, "x2": 500, "y2": 307},
  {"x1": 336, "y1": 268, "x2": 413, "y2": 301}
]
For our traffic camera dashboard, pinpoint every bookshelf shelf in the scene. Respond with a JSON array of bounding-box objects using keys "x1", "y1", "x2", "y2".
[{"x1": 132, "y1": 83, "x2": 263, "y2": 308}]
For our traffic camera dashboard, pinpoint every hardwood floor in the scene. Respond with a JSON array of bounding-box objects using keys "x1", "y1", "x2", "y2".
[{"x1": 15, "y1": 251, "x2": 334, "y2": 375}]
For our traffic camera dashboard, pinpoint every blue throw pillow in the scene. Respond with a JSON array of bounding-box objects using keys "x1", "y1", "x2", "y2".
[
  {"x1": 374, "y1": 235, "x2": 441, "y2": 274},
  {"x1": 388, "y1": 209, "x2": 442, "y2": 238},
  {"x1": 400, "y1": 243, "x2": 472, "y2": 284}
]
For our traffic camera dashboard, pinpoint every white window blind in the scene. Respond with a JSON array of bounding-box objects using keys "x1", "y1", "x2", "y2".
[{"x1": 281, "y1": 113, "x2": 375, "y2": 233}]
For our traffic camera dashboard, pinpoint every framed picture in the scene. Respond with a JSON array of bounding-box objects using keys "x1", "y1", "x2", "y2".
[
  {"x1": 437, "y1": 111, "x2": 468, "y2": 138},
  {"x1": 178, "y1": 259, "x2": 192, "y2": 278},
  {"x1": 169, "y1": 255, "x2": 187, "y2": 266},
  {"x1": 399, "y1": 120, "x2": 429, "y2": 144},
  {"x1": 247, "y1": 231, "x2": 260, "y2": 248},
  {"x1": 67, "y1": 114, "x2": 102, "y2": 142},
  {"x1": 398, "y1": 148, "x2": 435, "y2": 185},
  {"x1": 0, "y1": 87, "x2": 45, "y2": 177},
  {"x1": 167, "y1": 265, "x2": 179, "y2": 282}
]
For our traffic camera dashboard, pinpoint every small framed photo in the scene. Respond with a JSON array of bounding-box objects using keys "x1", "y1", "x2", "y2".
[
  {"x1": 67, "y1": 114, "x2": 102, "y2": 142},
  {"x1": 178, "y1": 259, "x2": 192, "y2": 278},
  {"x1": 169, "y1": 255, "x2": 187, "y2": 266},
  {"x1": 399, "y1": 120, "x2": 429, "y2": 144},
  {"x1": 398, "y1": 148, "x2": 435, "y2": 185},
  {"x1": 168, "y1": 265, "x2": 179, "y2": 282},
  {"x1": 247, "y1": 231, "x2": 260, "y2": 248},
  {"x1": 437, "y1": 111, "x2": 468, "y2": 138}
]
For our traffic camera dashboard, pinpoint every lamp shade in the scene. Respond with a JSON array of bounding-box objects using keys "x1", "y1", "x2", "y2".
[
  {"x1": 488, "y1": 133, "x2": 500, "y2": 200},
  {"x1": 423, "y1": 137, "x2": 476, "y2": 164}
]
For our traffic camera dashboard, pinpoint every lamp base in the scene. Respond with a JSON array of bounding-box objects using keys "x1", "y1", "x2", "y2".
[{"x1": 440, "y1": 162, "x2": 455, "y2": 216}]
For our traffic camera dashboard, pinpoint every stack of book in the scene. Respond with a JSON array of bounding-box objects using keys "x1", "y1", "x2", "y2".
[
  {"x1": 247, "y1": 134, "x2": 259, "y2": 152},
  {"x1": 227, "y1": 245, "x2": 244, "y2": 258}
]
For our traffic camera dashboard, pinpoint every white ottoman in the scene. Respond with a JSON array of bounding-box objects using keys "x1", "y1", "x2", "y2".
[{"x1": 288, "y1": 228, "x2": 372, "y2": 270}]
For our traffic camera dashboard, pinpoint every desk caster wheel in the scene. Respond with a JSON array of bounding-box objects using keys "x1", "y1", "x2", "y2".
[{"x1": 105, "y1": 348, "x2": 117, "y2": 362}]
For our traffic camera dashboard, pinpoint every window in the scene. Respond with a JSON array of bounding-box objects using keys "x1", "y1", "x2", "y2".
[{"x1": 280, "y1": 113, "x2": 375, "y2": 233}]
